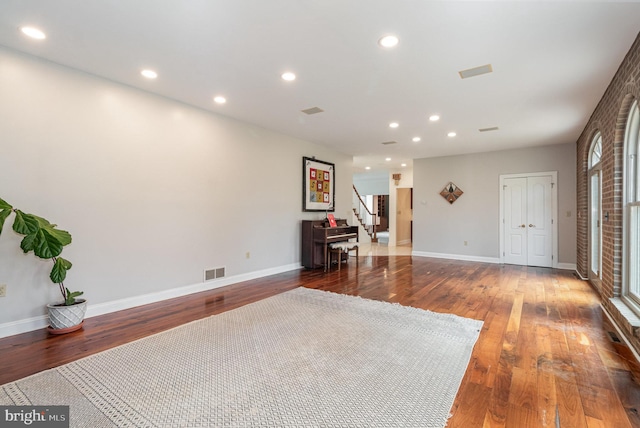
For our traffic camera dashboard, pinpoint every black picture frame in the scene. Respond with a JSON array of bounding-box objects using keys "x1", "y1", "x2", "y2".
[{"x1": 302, "y1": 156, "x2": 335, "y2": 212}]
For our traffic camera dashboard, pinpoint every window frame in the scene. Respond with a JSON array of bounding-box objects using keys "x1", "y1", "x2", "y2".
[
  {"x1": 622, "y1": 100, "x2": 640, "y2": 315},
  {"x1": 588, "y1": 132, "x2": 603, "y2": 286}
]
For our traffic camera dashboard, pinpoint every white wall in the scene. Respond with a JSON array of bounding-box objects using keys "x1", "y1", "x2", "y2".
[
  {"x1": 0, "y1": 47, "x2": 352, "y2": 335},
  {"x1": 353, "y1": 172, "x2": 389, "y2": 196},
  {"x1": 412, "y1": 143, "x2": 576, "y2": 266}
]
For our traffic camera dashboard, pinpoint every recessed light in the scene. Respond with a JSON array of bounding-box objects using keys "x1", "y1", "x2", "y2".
[
  {"x1": 385, "y1": 158, "x2": 392, "y2": 161},
  {"x1": 213, "y1": 96, "x2": 227, "y2": 104},
  {"x1": 378, "y1": 35, "x2": 399, "y2": 48},
  {"x1": 20, "y1": 26, "x2": 46, "y2": 40},
  {"x1": 401, "y1": 163, "x2": 407, "y2": 167},
  {"x1": 412, "y1": 137, "x2": 421, "y2": 142},
  {"x1": 429, "y1": 115, "x2": 440, "y2": 121},
  {"x1": 281, "y1": 72, "x2": 296, "y2": 81},
  {"x1": 365, "y1": 166, "x2": 371, "y2": 170},
  {"x1": 389, "y1": 122, "x2": 399, "y2": 128},
  {"x1": 141, "y1": 69, "x2": 158, "y2": 79},
  {"x1": 448, "y1": 132, "x2": 457, "y2": 137}
]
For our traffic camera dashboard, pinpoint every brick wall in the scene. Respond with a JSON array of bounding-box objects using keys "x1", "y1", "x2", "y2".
[{"x1": 576, "y1": 32, "x2": 640, "y2": 354}]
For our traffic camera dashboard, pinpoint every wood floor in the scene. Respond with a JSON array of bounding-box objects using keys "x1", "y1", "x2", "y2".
[{"x1": 1, "y1": 256, "x2": 639, "y2": 427}]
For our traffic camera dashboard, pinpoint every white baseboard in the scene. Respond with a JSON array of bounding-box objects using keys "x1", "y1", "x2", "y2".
[
  {"x1": 574, "y1": 270, "x2": 588, "y2": 280},
  {"x1": 412, "y1": 251, "x2": 576, "y2": 271},
  {"x1": 0, "y1": 263, "x2": 302, "y2": 339},
  {"x1": 411, "y1": 251, "x2": 500, "y2": 264},
  {"x1": 556, "y1": 262, "x2": 577, "y2": 271},
  {"x1": 0, "y1": 315, "x2": 50, "y2": 339}
]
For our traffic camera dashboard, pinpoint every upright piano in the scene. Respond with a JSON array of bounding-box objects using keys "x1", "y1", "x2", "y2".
[{"x1": 301, "y1": 219, "x2": 358, "y2": 270}]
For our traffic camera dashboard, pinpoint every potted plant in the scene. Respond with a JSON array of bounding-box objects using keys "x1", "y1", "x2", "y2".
[{"x1": 0, "y1": 197, "x2": 85, "y2": 333}]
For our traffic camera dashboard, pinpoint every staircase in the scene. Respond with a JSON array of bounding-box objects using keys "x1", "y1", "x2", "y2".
[{"x1": 352, "y1": 185, "x2": 378, "y2": 242}]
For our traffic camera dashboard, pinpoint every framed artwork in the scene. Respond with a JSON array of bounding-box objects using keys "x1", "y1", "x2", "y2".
[
  {"x1": 302, "y1": 156, "x2": 335, "y2": 212},
  {"x1": 440, "y1": 182, "x2": 463, "y2": 204}
]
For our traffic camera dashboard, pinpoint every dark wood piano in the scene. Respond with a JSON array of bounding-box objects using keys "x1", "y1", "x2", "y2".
[{"x1": 301, "y1": 219, "x2": 358, "y2": 270}]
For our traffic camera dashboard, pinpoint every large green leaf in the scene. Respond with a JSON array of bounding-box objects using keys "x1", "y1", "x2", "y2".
[
  {"x1": 32, "y1": 214, "x2": 53, "y2": 228},
  {"x1": 33, "y1": 229, "x2": 65, "y2": 259},
  {"x1": 12, "y1": 210, "x2": 71, "y2": 258},
  {"x1": 12, "y1": 211, "x2": 39, "y2": 235},
  {"x1": 20, "y1": 233, "x2": 37, "y2": 253},
  {"x1": 0, "y1": 208, "x2": 11, "y2": 235},
  {"x1": 51, "y1": 257, "x2": 72, "y2": 284},
  {"x1": 0, "y1": 198, "x2": 14, "y2": 235},
  {"x1": 43, "y1": 226, "x2": 71, "y2": 246}
]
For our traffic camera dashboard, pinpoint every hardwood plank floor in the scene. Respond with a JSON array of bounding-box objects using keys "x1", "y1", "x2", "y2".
[{"x1": 1, "y1": 256, "x2": 639, "y2": 427}]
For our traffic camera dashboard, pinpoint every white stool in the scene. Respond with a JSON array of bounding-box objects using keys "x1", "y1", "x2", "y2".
[{"x1": 328, "y1": 242, "x2": 359, "y2": 270}]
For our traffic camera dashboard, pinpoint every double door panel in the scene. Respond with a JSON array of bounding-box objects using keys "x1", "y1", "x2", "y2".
[{"x1": 504, "y1": 176, "x2": 553, "y2": 267}]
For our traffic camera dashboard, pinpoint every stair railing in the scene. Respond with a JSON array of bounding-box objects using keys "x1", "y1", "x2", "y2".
[{"x1": 352, "y1": 185, "x2": 377, "y2": 241}]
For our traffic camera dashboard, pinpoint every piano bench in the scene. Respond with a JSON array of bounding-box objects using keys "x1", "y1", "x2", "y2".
[{"x1": 328, "y1": 242, "x2": 359, "y2": 270}]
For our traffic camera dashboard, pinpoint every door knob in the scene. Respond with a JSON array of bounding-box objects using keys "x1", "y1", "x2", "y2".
[
  {"x1": 529, "y1": 224, "x2": 535, "y2": 227},
  {"x1": 520, "y1": 224, "x2": 526, "y2": 228}
]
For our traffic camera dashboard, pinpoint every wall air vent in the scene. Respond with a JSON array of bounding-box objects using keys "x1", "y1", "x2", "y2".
[
  {"x1": 301, "y1": 107, "x2": 324, "y2": 115},
  {"x1": 204, "y1": 266, "x2": 226, "y2": 281},
  {"x1": 479, "y1": 126, "x2": 499, "y2": 132},
  {"x1": 459, "y1": 64, "x2": 493, "y2": 79},
  {"x1": 381, "y1": 141, "x2": 398, "y2": 145}
]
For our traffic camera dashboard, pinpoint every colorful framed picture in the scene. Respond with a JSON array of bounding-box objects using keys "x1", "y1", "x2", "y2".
[{"x1": 302, "y1": 156, "x2": 335, "y2": 212}]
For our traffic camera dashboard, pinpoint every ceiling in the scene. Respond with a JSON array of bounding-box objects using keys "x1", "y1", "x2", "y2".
[{"x1": 1, "y1": 1, "x2": 640, "y2": 173}]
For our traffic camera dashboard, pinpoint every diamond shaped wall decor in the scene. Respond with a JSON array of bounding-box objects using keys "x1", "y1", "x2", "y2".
[{"x1": 440, "y1": 182, "x2": 463, "y2": 204}]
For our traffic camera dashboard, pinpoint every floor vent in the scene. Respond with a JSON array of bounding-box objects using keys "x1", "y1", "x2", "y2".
[
  {"x1": 607, "y1": 331, "x2": 621, "y2": 343},
  {"x1": 204, "y1": 267, "x2": 226, "y2": 281}
]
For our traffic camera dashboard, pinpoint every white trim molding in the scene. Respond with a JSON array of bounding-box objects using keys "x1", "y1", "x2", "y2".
[
  {"x1": 556, "y1": 263, "x2": 577, "y2": 271},
  {"x1": 0, "y1": 263, "x2": 302, "y2": 339},
  {"x1": 412, "y1": 251, "x2": 500, "y2": 264}
]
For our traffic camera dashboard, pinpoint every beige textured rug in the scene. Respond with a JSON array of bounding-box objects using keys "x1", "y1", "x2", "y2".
[{"x1": 1, "y1": 287, "x2": 482, "y2": 427}]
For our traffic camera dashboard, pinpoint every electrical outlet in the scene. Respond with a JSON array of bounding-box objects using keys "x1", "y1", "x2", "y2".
[
  {"x1": 464, "y1": 241, "x2": 468, "y2": 246},
  {"x1": 0, "y1": 284, "x2": 6, "y2": 297},
  {"x1": 246, "y1": 252, "x2": 251, "y2": 259}
]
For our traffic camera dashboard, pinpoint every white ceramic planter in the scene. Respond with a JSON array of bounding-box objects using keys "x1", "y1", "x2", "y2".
[{"x1": 47, "y1": 299, "x2": 87, "y2": 332}]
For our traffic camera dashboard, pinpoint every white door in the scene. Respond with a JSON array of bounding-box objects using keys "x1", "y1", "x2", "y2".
[
  {"x1": 504, "y1": 178, "x2": 527, "y2": 265},
  {"x1": 503, "y1": 175, "x2": 554, "y2": 267},
  {"x1": 526, "y1": 176, "x2": 553, "y2": 267}
]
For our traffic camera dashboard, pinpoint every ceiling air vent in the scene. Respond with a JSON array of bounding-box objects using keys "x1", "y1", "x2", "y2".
[
  {"x1": 301, "y1": 107, "x2": 324, "y2": 115},
  {"x1": 479, "y1": 126, "x2": 499, "y2": 132},
  {"x1": 459, "y1": 64, "x2": 493, "y2": 79},
  {"x1": 381, "y1": 141, "x2": 398, "y2": 145}
]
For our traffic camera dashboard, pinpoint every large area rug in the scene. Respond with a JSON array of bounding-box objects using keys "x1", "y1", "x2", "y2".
[{"x1": 1, "y1": 287, "x2": 483, "y2": 427}]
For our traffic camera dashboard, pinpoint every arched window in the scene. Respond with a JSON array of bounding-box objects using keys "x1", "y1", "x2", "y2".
[
  {"x1": 589, "y1": 133, "x2": 603, "y2": 167},
  {"x1": 588, "y1": 132, "x2": 602, "y2": 283},
  {"x1": 624, "y1": 100, "x2": 640, "y2": 309}
]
